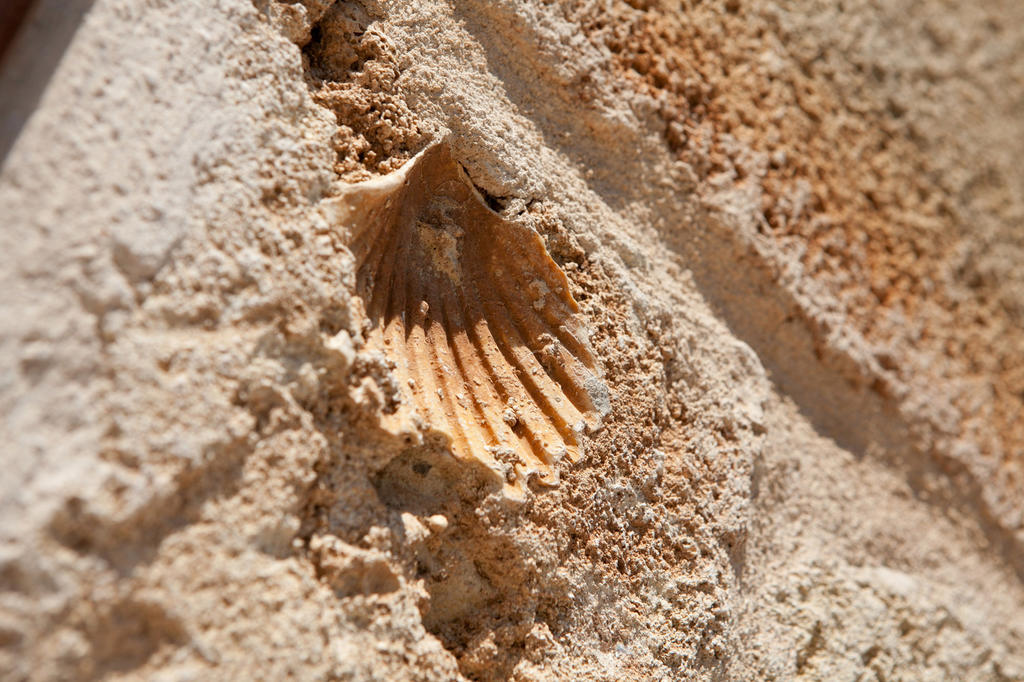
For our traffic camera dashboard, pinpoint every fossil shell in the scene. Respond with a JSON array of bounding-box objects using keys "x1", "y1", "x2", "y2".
[{"x1": 333, "y1": 141, "x2": 608, "y2": 493}]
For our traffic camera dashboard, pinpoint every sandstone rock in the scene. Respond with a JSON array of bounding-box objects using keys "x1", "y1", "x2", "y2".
[{"x1": 1, "y1": 1, "x2": 1022, "y2": 680}]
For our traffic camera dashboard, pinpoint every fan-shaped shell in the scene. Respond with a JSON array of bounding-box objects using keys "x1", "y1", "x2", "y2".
[{"x1": 332, "y1": 141, "x2": 608, "y2": 494}]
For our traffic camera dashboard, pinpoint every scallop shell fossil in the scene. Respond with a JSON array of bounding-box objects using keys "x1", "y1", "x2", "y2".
[{"x1": 332, "y1": 141, "x2": 608, "y2": 494}]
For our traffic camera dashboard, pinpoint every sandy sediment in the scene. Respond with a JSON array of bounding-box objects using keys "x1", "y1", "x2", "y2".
[{"x1": 1, "y1": 1, "x2": 1022, "y2": 680}]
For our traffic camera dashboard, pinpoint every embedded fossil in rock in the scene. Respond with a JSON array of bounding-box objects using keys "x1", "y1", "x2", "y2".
[{"x1": 330, "y1": 141, "x2": 609, "y2": 493}]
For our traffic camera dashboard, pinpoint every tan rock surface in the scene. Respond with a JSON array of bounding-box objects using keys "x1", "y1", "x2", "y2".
[{"x1": 1, "y1": 0, "x2": 1022, "y2": 680}]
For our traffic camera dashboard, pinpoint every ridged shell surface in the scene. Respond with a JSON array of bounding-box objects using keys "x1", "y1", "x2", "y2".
[{"x1": 335, "y1": 141, "x2": 608, "y2": 493}]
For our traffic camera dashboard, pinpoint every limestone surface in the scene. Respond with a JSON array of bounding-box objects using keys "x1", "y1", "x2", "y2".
[{"x1": 1, "y1": 1, "x2": 1022, "y2": 680}]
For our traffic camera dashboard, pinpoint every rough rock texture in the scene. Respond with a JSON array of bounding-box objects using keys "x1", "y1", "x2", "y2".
[{"x1": 1, "y1": 0, "x2": 1022, "y2": 680}]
